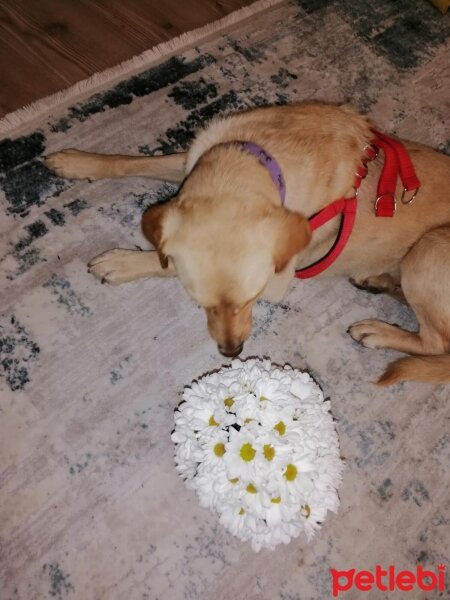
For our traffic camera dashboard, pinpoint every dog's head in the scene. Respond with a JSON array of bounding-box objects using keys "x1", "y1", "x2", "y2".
[{"x1": 142, "y1": 193, "x2": 310, "y2": 357}]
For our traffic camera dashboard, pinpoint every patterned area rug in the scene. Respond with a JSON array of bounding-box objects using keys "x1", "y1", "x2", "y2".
[{"x1": 1, "y1": 1, "x2": 449, "y2": 598}]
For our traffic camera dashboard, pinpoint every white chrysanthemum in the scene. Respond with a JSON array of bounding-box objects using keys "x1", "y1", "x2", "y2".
[
  {"x1": 173, "y1": 358, "x2": 344, "y2": 551},
  {"x1": 253, "y1": 430, "x2": 290, "y2": 472},
  {"x1": 223, "y1": 427, "x2": 261, "y2": 481}
]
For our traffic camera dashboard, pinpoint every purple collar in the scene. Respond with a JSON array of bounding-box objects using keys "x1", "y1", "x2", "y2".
[{"x1": 225, "y1": 141, "x2": 286, "y2": 204}]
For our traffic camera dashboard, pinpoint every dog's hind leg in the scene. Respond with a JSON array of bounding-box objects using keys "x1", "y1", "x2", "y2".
[
  {"x1": 348, "y1": 227, "x2": 450, "y2": 356},
  {"x1": 44, "y1": 150, "x2": 186, "y2": 183}
]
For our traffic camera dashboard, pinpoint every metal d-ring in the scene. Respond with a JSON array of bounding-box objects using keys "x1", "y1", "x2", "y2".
[
  {"x1": 375, "y1": 192, "x2": 397, "y2": 213},
  {"x1": 401, "y1": 186, "x2": 420, "y2": 205}
]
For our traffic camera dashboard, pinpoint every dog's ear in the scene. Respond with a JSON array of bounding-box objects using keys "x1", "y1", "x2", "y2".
[
  {"x1": 141, "y1": 201, "x2": 175, "y2": 269},
  {"x1": 273, "y1": 208, "x2": 311, "y2": 273}
]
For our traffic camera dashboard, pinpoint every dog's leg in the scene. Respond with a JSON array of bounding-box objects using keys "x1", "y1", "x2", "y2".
[
  {"x1": 348, "y1": 227, "x2": 450, "y2": 356},
  {"x1": 88, "y1": 249, "x2": 176, "y2": 284},
  {"x1": 349, "y1": 273, "x2": 407, "y2": 305},
  {"x1": 44, "y1": 150, "x2": 186, "y2": 183}
]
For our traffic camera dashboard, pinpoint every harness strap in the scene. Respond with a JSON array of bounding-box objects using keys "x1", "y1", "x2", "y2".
[
  {"x1": 218, "y1": 132, "x2": 421, "y2": 280},
  {"x1": 371, "y1": 130, "x2": 421, "y2": 216},
  {"x1": 295, "y1": 132, "x2": 421, "y2": 279}
]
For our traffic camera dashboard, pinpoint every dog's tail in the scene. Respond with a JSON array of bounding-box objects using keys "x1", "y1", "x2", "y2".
[{"x1": 377, "y1": 354, "x2": 450, "y2": 386}]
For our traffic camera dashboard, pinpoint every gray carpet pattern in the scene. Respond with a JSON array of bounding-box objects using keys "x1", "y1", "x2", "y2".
[{"x1": 1, "y1": 1, "x2": 449, "y2": 598}]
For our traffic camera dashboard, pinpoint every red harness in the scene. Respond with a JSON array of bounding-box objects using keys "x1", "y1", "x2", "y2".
[{"x1": 294, "y1": 130, "x2": 421, "y2": 279}]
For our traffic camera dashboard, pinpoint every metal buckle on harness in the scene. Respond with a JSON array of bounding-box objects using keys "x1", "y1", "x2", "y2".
[
  {"x1": 375, "y1": 192, "x2": 396, "y2": 214},
  {"x1": 401, "y1": 186, "x2": 420, "y2": 205},
  {"x1": 363, "y1": 143, "x2": 378, "y2": 163},
  {"x1": 354, "y1": 165, "x2": 368, "y2": 180}
]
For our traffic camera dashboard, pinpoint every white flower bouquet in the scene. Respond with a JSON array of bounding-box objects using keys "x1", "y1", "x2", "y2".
[{"x1": 172, "y1": 358, "x2": 343, "y2": 551}]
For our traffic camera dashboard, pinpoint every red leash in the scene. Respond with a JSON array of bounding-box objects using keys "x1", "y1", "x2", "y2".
[
  {"x1": 294, "y1": 197, "x2": 358, "y2": 279},
  {"x1": 295, "y1": 131, "x2": 421, "y2": 279}
]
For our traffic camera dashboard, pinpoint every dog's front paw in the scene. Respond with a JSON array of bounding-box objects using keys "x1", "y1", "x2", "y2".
[
  {"x1": 88, "y1": 249, "x2": 142, "y2": 284},
  {"x1": 44, "y1": 149, "x2": 101, "y2": 180},
  {"x1": 347, "y1": 319, "x2": 399, "y2": 349}
]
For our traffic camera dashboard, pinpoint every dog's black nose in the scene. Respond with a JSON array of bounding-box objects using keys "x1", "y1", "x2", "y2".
[{"x1": 218, "y1": 343, "x2": 244, "y2": 358}]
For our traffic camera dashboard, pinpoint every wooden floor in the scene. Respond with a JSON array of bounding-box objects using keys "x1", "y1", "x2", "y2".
[{"x1": 0, "y1": 0, "x2": 254, "y2": 118}]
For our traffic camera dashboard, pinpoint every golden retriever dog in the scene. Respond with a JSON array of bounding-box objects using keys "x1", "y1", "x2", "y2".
[{"x1": 44, "y1": 103, "x2": 450, "y2": 385}]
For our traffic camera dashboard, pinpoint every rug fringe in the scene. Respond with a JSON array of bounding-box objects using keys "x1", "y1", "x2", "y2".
[{"x1": 0, "y1": 0, "x2": 283, "y2": 137}]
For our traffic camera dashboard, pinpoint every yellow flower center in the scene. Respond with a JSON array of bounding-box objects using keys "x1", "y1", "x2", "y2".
[
  {"x1": 284, "y1": 463, "x2": 298, "y2": 481},
  {"x1": 301, "y1": 504, "x2": 311, "y2": 518},
  {"x1": 244, "y1": 418, "x2": 253, "y2": 424},
  {"x1": 224, "y1": 397, "x2": 234, "y2": 408},
  {"x1": 271, "y1": 496, "x2": 281, "y2": 504},
  {"x1": 213, "y1": 443, "x2": 226, "y2": 457},
  {"x1": 208, "y1": 416, "x2": 219, "y2": 426},
  {"x1": 240, "y1": 442, "x2": 256, "y2": 462},
  {"x1": 274, "y1": 421, "x2": 286, "y2": 436},
  {"x1": 229, "y1": 477, "x2": 239, "y2": 484},
  {"x1": 259, "y1": 396, "x2": 268, "y2": 402},
  {"x1": 263, "y1": 444, "x2": 275, "y2": 461},
  {"x1": 246, "y1": 483, "x2": 257, "y2": 494},
  {"x1": 239, "y1": 508, "x2": 245, "y2": 515}
]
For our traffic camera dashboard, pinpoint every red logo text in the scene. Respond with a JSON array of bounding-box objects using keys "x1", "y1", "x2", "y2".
[{"x1": 330, "y1": 564, "x2": 446, "y2": 597}]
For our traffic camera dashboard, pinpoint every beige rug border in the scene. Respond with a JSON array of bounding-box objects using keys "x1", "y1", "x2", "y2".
[{"x1": 0, "y1": 0, "x2": 283, "y2": 137}]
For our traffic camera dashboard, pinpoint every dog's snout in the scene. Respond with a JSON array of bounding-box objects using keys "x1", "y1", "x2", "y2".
[{"x1": 218, "y1": 342, "x2": 244, "y2": 358}]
